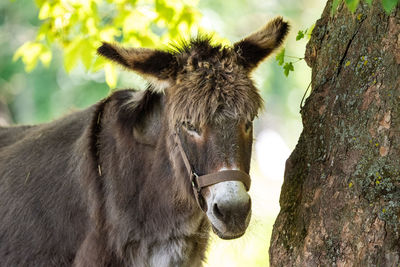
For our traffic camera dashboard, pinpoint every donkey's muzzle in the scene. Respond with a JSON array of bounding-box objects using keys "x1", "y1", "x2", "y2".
[
  {"x1": 192, "y1": 170, "x2": 251, "y2": 213},
  {"x1": 208, "y1": 180, "x2": 252, "y2": 239}
]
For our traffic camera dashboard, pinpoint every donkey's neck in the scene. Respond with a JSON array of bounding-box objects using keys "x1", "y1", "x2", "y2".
[{"x1": 95, "y1": 92, "x2": 209, "y2": 265}]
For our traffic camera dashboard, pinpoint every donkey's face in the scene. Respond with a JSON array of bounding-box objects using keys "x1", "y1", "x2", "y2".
[
  {"x1": 176, "y1": 117, "x2": 254, "y2": 239},
  {"x1": 168, "y1": 43, "x2": 263, "y2": 239},
  {"x1": 98, "y1": 17, "x2": 289, "y2": 239}
]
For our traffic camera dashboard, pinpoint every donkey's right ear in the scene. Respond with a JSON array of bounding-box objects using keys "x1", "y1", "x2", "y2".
[
  {"x1": 97, "y1": 43, "x2": 177, "y2": 91},
  {"x1": 234, "y1": 17, "x2": 289, "y2": 70}
]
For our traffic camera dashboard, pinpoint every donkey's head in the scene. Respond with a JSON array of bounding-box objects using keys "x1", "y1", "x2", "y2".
[{"x1": 98, "y1": 17, "x2": 289, "y2": 239}]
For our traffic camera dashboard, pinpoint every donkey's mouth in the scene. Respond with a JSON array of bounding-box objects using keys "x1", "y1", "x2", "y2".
[
  {"x1": 208, "y1": 209, "x2": 252, "y2": 240},
  {"x1": 211, "y1": 225, "x2": 246, "y2": 240}
]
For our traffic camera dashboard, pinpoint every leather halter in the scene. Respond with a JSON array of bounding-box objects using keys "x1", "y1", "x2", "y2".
[{"x1": 174, "y1": 131, "x2": 251, "y2": 212}]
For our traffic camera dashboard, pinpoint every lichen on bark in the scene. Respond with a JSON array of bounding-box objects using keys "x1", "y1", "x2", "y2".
[{"x1": 269, "y1": 0, "x2": 400, "y2": 266}]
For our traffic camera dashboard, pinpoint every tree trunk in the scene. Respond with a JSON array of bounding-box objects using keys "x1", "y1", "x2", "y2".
[{"x1": 269, "y1": 0, "x2": 400, "y2": 266}]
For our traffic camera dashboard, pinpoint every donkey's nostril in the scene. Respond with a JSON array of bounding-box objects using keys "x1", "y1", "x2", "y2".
[
  {"x1": 212, "y1": 197, "x2": 251, "y2": 223},
  {"x1": 213, "y1": 203, "x2": 224, "y2": 220}
]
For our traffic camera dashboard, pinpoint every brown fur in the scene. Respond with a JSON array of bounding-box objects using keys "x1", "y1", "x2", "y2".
[
  {"x1": 0, "y1": 17, "x2": 289, "y2": 266},
  {"x1": 234, "y1": 16, "x2": 290, "y2": 68},
  {"x1": 169, "y1": 37, "x2": 263, "y2": 128}
]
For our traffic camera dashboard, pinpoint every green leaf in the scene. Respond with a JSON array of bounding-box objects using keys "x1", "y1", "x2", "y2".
[
  {"x1": 138, "y1": 34, "x2": 157, "y2": 47},
  {"x1": 365, "y1": 0, "x2": 372, "y2": 5},
  {"x1": 64, "y1": 38, "x2": 84, "y2": 73},
  {"x1": 34, "y1": 0, "x2": 45, "y2": 7},
  {"x1": 296, "y1": 30, "x2": 306, "y2": 41},
  {"x1": 331, "y1": 0, "x2": 342, "y2": 14},
  {"x1": 17, "y1": 0, "x2": 201, "y2": 75},
  {"x1": 100, "y1": 27, "x2": 120, "y2": 43},
  {"x1": 382, "y1": 0, "x2": 398, "y2": 13},
  {"x1": 39, "y1": 46, "x2": 52, "y2": 67},
  {"x1": 307, "y1": 24, "x2": 315, "y2": 39},
  {"x1": 283, "y1": 62, "x2": 294, "y2": 77},
  {"x1": 104, "y1": 63, "x2": 117, "y2": 88},
  {"x1": 276, "y1": 49, "x2": 285, "y2": 66},
  {"x1": 38, "y1": 2, "x2": 51, "y2": 20},
  {"x1": 80, "y1": 40, "x2": 95, "y2": 70},
  {"x1": 156, "y1": 0, "x2": 175, "y2": 21},
  {"x1": 345, "y1": 0, "x2": 359, "y2": 13},
  {"x1": 179, "y1": 6, "x2": 196, "y2": 27},
  {"x1": 91, "y1": 56, "x2": 106, "y2": 72},
  {"x1": 13, "y1": 41, "x2": 46, "y2": 72}
]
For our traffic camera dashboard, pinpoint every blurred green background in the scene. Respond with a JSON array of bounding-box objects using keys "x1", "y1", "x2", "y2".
[{"x1": 0, "y1": 0, "x2": 324, "y2": 266}]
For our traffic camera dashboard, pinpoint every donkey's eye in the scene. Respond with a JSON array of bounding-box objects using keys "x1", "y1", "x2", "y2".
[
  {"x1": 182, "y1": 122, "x2": 200, "y2": 135},
  {"x1": 245, "y1": 121, "x2": 253, "y2": 132}
]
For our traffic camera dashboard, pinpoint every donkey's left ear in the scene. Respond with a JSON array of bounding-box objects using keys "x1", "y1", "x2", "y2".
[
  {"x1": 97, "y1": 43, "x2": 177, "y2": 91},
  {"x1": 234, "y1": 17, "x2": 289, "y2": 70}
]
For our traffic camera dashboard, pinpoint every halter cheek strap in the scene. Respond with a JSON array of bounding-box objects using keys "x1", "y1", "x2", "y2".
[{"x1": 174, "y1": 132, "x2": 251, "y2": 212}]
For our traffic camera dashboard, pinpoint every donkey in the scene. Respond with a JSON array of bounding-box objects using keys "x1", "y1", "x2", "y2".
[{"x1": 0, "y1": 17, "x2": 288, "y2": 266}]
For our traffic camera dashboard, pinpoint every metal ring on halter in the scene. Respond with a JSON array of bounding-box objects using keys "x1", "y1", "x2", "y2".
[{"x1": 191, "y1": 172, "x2": 201, "y2": 192}]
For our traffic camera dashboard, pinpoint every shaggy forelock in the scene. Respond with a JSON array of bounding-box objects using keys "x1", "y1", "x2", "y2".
[{"x1": 168, "y1": 36, "x2": 263, "y2": 127}]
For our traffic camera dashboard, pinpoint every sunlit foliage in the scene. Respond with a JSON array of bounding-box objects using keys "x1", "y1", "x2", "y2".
[{"x1": 13, "y1": 0, "x2": 200, "y2": 87}]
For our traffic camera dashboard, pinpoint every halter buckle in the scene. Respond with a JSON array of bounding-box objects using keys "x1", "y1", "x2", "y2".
[{"x1": 191, "y1": 172, "x2": 201, "y2": 192}]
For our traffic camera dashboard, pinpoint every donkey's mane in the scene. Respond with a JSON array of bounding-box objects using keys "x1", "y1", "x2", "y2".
[
  {"x1": 168, "y1": 35, "x2": 223, "y2": 58},
  {"x1": 166, "y1": 35, "x2": 264, "y2": 127}
]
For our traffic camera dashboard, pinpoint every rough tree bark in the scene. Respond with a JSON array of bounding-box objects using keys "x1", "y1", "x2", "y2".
[{"x1": 270, "y1": 0, "x2": 399, "y2": 266}]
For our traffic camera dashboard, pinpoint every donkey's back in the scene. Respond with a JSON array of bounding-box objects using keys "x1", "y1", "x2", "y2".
[
  {"x1": 0, "y1": 108, "x2": 94, "y2": 266},
  {"x1": 0, "y1": 125, "x2": 33, "y2": 149}
]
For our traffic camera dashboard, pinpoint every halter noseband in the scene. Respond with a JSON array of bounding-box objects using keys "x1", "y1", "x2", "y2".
[{"x1": 174, "y1": 131, "x2": 251, "y2": 212}]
